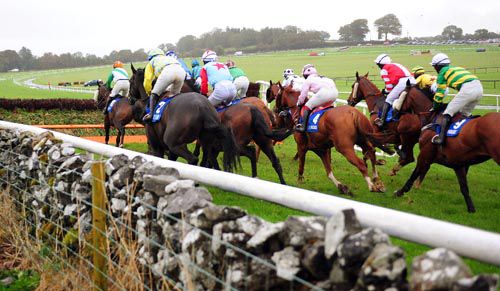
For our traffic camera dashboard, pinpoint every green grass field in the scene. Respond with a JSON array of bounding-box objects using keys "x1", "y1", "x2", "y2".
[{"x1": 1, "y1": 45, "x2": 499, "y2": 274}]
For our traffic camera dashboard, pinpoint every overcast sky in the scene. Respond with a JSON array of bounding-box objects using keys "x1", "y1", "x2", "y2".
[{"x1": 1, "y1": 0, "x2": 499, "y2": 56}]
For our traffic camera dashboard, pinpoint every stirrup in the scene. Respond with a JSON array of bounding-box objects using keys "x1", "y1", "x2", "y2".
[
  {"x1": 431, "y1": 135, "x2": 442, "y2": 145},
  {"x1": 374, "y1": 118, "x2": 383, "y2": 127},
  {"x1": 142, "y1": 113, "x2": 152, "y2": 122},
  {"x1": 295, "y1": 124, "x2": 305, "y2": 132}
]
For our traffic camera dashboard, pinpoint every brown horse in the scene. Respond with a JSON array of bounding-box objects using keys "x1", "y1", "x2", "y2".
[
  {"x1": 394, "y1": 112, "x2": 500, "y2": 212},
  {"x1": 347, "y1": 72, "x2": 433, "y2": 175},
  {"x1": 129, "y1": 65, "x2": 240, "y2": 171},
  {"x1": 278, "y1": 85, "x2": 385, "y2": 194},
  {"x1": 96, "y1": 83, "x2": 143, "y2": 147},
  {"x1": 215, "y1": 102, "x2": 291, "y2": 184}
]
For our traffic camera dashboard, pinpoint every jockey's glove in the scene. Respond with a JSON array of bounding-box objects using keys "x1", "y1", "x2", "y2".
[{"x1": 381, "y1": 88, "x2": 388, "y2": 96}]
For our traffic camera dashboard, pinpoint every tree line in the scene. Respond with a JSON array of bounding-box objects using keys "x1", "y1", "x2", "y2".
[
  {"x1": 1, "y1": 14, "x2": 499, "y2": 72},
  {"x1": 0, "y1": 48, "x2": 147, "y2": 72}
]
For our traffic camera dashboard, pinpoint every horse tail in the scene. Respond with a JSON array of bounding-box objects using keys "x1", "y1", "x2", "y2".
[
  {"x1": 250, "y1": 106, "x2": 292, "y2": 141},
  {"x1": 353, "y1": 110, "x2": 395, "y2": 155},
  {"x1": 210, "y1": 124, "x2": 241, "y2": 172}
]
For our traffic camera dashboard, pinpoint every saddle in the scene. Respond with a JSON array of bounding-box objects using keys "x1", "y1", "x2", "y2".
[
  {"x1": 216, "y1": 98, "x2": 242, "y2": 113},
  {"x1": 422, "y1": 114, "x2": 480, "y2": 137}
]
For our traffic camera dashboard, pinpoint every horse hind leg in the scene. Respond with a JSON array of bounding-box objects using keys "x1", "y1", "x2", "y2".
[
  {"x1": 336, "y1": 144, "x2": 381, "y2": 193},
  {"x1": 359, "y1": 142, "x2": 386, "y2": 192},
  {"x1": 257, "y1": 138, "x2": 286, "y2": 184},
  {"x1": 313, "y1": 148, "x2": 352, "y2": 196},
  {"x1": 454, "y1": 166, "x2": 476, "y2": 213},
  {"x1": 104, "y1": 117, "x2": 111, "y2": 145}
]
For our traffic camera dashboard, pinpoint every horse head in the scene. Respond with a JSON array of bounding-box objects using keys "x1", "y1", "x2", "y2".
[
  {"x1": 94, "y1": 82, "x2": 109, "y2": 109},
  {"x1": 347, "y1": 72, "x2": 382, "y2": 110},
  {"x1": 129, "y1": 64, "x2": 147, "y2": 102},
  {"x1": 399, "y1": 80, "x2": 433, "y2": 114},
  {"x1": 266, "y1": 80, "x2": 281, "y2": 103}
]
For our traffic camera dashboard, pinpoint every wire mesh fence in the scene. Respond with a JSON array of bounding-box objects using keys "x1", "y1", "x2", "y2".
[{"x1": 0, "y1": 137, "x2": 324, "y2": 291}]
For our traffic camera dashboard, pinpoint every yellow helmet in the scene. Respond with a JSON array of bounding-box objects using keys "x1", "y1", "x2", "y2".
[{"x1": 412, "y1": 66, "x2": 425, "y2": 76}]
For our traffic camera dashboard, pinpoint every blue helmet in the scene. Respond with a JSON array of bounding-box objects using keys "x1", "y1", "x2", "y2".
[
  {"x1": 191, "y1": 59, "x2": 200, "y2": 67},
  {"x1": 165, "y1": 50, "x2": 177, "y2": 58}
]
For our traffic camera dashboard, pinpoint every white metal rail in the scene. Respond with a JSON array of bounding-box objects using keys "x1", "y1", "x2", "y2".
[{"x1": 1, "y1": 120, "x2": 499, "y2": 266}]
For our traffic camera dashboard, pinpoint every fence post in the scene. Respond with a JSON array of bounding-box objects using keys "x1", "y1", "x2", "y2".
[{"x1": 91, "y1": 161, "x2": 108, "y2": 291}]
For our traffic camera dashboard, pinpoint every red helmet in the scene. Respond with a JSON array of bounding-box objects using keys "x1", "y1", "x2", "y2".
[
  {"x1": 226, "y1": 60, "x2": 235, "y2": 68},
  {"x1": 113, "y1": 61, "x2": 123, "y2": 68}
]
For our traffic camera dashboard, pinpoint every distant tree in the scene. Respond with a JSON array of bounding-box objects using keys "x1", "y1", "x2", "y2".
[
  {"x1": 374, "y1": 14, "x2": 402, "y2": 41},
  {"x1": 442, "y1": 25, "x2": 463, "y2": 40},
  {"x1": 473, "y1": 28, "x2": 490, "y2": 40},
  {"x1": 177, "y1": 35, "x2": 197, "y2": 54},
  {"x1": 18, "y1": 47, "x2": 35, "y2": 70},
  {"x1": 158, "y1": 43, "x2": 177, "y2": 53},
  {"x1": 0, "y1": 50, "x2": 21, "y2": 72},
  {"x1": 338, "y1": 19, "x2": 369, "y2": 42}
]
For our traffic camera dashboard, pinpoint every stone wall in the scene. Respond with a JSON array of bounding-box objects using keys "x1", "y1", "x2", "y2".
[{"x1": 0, "y1": 128, "x2": 497, "y2": 290}]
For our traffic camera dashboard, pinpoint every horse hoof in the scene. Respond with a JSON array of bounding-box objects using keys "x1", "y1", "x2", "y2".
[
  {"x1": 388, "y1": 170, "x2": 397, "y2": 176},
  {"x1": 297, "y1": 176, "x2": 305, "y2": 184},
  {"x1": 338, "y1": 184, "x2": 352, "y2": 196},
  {"x1": 393, "y1": 189, "x2": 404, "y2": 197},
  {"x1": 376, "y1": 159, "x2": 386, "y2": 166},
  {"x1": 467, "y1": 207, "x2": 476, "y2": 213},
  {"x1": 119, "y1": 144, "x2": 124, "y2": 148}
]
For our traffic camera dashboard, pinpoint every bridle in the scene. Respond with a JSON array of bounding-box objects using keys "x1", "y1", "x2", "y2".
[{"x1": 348, "y1": 80, "x2": 382, "y2": 115}]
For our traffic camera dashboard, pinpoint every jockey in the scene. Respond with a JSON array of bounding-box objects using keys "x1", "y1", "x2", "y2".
[
  {"x1": 226, "y1": 60, "x2": 250, "y2": 98},
  {"x1": 191, "y1": 59, "x2": 202, "y2": 90},
  {"x1": 412, "y1": 66, "x2": 437, "y2": 92},
  {"x1": 374, "y1": 54, "x2": 415, "y2": 128},
  {"x1": 295, "y1": 64, "x2": 338, "y2": 133},
  {"x1": 165, "y1": 50, "x2": 192, "y2": 80},
  {"x1": 200, "y1": 50, "x2": 237, "y2": 107},
  {"x1": 142, "y1": 48, "x2": 186, "y2": 121},
  {"x1": 282, "y1": 68, "x2": 301, "y2": 87},
  {"x1": 103, "y1": 61, "x2": 130, "y2": 114},
  {"x1": 430, "y1": 53, "x2": 483, "y2": 145}
]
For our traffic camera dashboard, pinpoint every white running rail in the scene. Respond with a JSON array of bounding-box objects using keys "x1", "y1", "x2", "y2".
[{"x1": 0, "y1": 120, "x2": 499, "y2": 266}]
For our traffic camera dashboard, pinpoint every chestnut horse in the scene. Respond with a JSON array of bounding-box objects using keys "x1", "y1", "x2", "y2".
[
  {"x1": 214, "y1": 102, "x2": 292, "y2": 184},
  {"x1": 347, "y1": 72, "x2": 433, "y2": 175},
  {"x1": 96, "y1": 83, "x2": 143, "y2": 147},
  {"x1": 394, "y1": 112, "x2": 500, "y2": 212},
  {"x1": 278, "y1": 85, "x2": 386, "y2": 194}
]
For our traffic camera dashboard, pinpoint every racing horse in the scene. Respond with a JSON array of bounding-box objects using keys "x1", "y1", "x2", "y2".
[
  {"x1": 394, "y1": 112, "x2": 500, "y2": 212},
  {"x1": 129, "y1": 65, "x2": 240, "y2": 171},
  {"x1": 347, "y1": 72, "x2": 433, "y2": 175},
  {"x1": 278, "y1": 84, "x2": 386, "y2": 195},
  {"x1": 214, "y1": 102, "x2": 292, "y2": 184},
  {"x1": 95, "y1": 83, "x2": 143, "y2": 147}
]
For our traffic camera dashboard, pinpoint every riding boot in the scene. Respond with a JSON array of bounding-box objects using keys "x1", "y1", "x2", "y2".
[
  {"x1": 432, "y1": 114, "x2": 451, "y2": 145},
  {"x1": 103, "y1": 98, "x2": 112, "y2": 115},
  {"x1": 295, "y1": 109, "x2": 311, "y2": 133},
  {"x1": 375, "y1": 102, "x2": 391, "y2": 129},
  {"x1": 143, "y1": 93, "x2": 159, "y2": 122}
]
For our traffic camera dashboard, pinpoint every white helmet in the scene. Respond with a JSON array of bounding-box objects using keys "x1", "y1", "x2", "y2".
[
  {"x1": 283, "y1": 68, "x2": 294, "y2": 78},
  {"x1": 374, "y1": 54, "x2": 391, "y2": 65},
  {"x1": 430, "y1": 53, "x2": 451, "y2": 66},
  {"x1": 202, "y1": 50, "x2": 218, "y2": 63}
]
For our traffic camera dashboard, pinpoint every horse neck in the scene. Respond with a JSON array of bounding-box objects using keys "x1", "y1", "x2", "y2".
[
  {"x1": 360, "y1": 79, "x2": 382, "y2": 112},
  {"x1": 405, "y1": 88, "x2": 433, "y2": 113}
]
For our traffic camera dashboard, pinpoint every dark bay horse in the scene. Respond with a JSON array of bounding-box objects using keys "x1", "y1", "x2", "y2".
[
  {"x1": 96, "y1": 83, "x2": 143, "y2": 147},
  {"x1": 347, "y1": 72, "x2": 433, "y2": 176},
  {"x1": 216, "y1": 102, "x2": 292, "y2": 184},
  {"x1": 394, "y1": 112, "x2": 500, "y2": 212},
  {"x1": 129, "y1": 65, "x2": 240, "y2": 171},
  {"x1": 278, "y1": 85, "x2": 386, "y2": 195}
]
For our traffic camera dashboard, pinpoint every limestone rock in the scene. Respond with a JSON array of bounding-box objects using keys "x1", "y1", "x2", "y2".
[
  {"x1": 188, "y1": 205, "x2": 247, "y2": 230},
  {"x1": 325, "y1": 208, "x2": 362, "y2": 259},
  {"x1": 271, "y1": 247, "x2": 301, "y2": 281},
  {"x1": 105, "y1": 154, "x2": 129, "y2": 176},
  {"x1": 281, "y1": 216, "x2": 327, "y2": 247},
  {"x1": 301, "y1": 241, "x2": 330, "y2": 280},
  {"x1": 452, "y1": 274, "x2": 499, "y2": 291},
  {"x1": 337, "y1": 227, "x2": 390, "y2": 276},
  {"x1": 162, "y1": 187, "x2": 213, "y2": 217},
  {"x1": 411, "y1": 248, "x2": 472, "y2": 291},
  {"x1": 356, "y1": 243, "x2": 407, "y2": 291},
  {"x1": 247, "y1": 222, "x2": 285, "y2": 253},
  {"x1": 142, "y1": 174, "x2": 178, "y2": 195}
]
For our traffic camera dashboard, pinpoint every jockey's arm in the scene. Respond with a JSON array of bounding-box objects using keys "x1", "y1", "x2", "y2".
[
  {"x1": 200, "y1": 68, "x2": 209, "y2": 96},
  {"x1": 105, "y1": 72, "x2": 113, "y2": 89},
  {"x1": 297, "y1": 81, "x2": 311, "y2": 106},
  {"x1": 143, "y1": 62, "x2": 155, "y2": 96}
]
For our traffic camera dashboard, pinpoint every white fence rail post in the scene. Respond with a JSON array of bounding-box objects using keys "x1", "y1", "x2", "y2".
[{"x1": 1, "y1": 120, "x2": 499, "y2": 266}]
